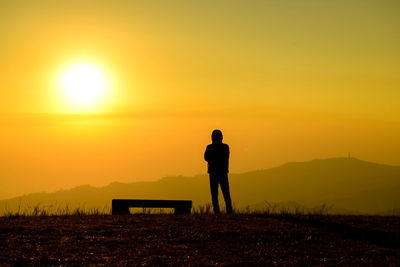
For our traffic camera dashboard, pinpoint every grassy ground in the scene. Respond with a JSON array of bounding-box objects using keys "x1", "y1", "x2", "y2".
[{"x1": 0, "y1": 213, "x2": 399, "y2": 265}]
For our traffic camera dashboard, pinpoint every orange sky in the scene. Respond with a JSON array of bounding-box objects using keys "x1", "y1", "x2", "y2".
[{"x1": 1, "y1": 0, "x2": 400, "y2": 199}]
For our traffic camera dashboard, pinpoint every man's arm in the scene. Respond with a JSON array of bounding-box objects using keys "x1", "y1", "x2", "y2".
[{"x1": 204, "y1": 145, "x2": 210, "y2": 162}]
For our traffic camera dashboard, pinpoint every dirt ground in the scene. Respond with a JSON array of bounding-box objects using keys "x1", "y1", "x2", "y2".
[{"x1": 0, "y1": 214, "x2": 399, "y2": 265}]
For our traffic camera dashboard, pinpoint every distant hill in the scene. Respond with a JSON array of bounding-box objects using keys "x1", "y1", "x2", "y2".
[{"x1": 1, "y1": 158, "x2": 399, "y2": 215}]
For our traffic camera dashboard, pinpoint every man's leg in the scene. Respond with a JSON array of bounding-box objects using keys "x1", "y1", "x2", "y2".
[
  {"x1": 209, "y1": 174, "x2": 220, "y2": 213},
  {"x1": 220, "y1": 173, "x2": 233, "y2": 213}
]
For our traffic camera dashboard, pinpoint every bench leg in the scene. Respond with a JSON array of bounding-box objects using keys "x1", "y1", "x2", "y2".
[
  {"x1": 112, "y1": 204, "x2": 130, "y2": 215},
  {"x1": 174, "y1": 207, "x2": 191, "y2": 214}
]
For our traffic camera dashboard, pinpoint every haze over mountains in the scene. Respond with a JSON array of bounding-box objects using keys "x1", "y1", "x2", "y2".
[{"x1": 1, "y1": 157, "x2": 399, "y2": 215}]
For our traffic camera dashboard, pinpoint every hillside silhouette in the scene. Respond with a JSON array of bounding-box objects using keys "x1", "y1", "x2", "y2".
[{"x1": 1, "y1": 157, "x2": 399, "y2": 215}]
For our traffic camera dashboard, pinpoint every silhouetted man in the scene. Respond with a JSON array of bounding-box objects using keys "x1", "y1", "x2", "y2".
[{"x1": 204, "y1": 129, "x2": 233, "y2": 214}]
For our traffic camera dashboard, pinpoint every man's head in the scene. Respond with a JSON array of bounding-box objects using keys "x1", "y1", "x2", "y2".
[{"x1": 211, "y1": 129, "x2": 223, "y2": 144}]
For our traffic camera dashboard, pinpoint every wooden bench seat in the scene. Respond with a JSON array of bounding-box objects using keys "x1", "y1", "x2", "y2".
[{"x1": 112, "y1": 199, "x2": 192, "y2": 215}]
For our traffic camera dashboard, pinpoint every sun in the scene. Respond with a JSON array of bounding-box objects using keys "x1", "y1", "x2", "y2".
[{"x1": 59, "y1": 63, "x2": 109, "y2": 112}]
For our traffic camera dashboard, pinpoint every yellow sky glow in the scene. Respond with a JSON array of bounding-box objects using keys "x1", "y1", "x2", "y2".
[{"x1": 0, "y1": 0, "x2": 399, "y2": 199}]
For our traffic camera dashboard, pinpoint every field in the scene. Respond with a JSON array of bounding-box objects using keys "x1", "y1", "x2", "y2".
[{"x1": 0, "y1": 213, "x2": 399, "y2": 265}]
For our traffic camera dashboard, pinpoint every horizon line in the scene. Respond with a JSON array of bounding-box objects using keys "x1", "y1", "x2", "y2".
[{"x1": 1, "y1": 156, "x2": 398, "y2": 201}]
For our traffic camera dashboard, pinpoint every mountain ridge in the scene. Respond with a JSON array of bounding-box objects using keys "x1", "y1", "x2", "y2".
[{"x1": 1, "y1": 157, "x2": 399, "y2": 215}]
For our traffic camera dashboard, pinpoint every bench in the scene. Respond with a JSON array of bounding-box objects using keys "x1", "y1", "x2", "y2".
[{"x1": 112, "y1": 199, "x2": 192, "y2": 215}]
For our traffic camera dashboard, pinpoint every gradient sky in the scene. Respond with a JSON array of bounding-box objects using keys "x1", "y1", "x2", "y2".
[{"x1": 1, "y1": 0, "x2": 400, "y2": 199}]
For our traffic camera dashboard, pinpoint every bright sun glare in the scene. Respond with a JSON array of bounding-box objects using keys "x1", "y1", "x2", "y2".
[{"x1": 59, "y1": 63, "x2": 108, "y2": 111}]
